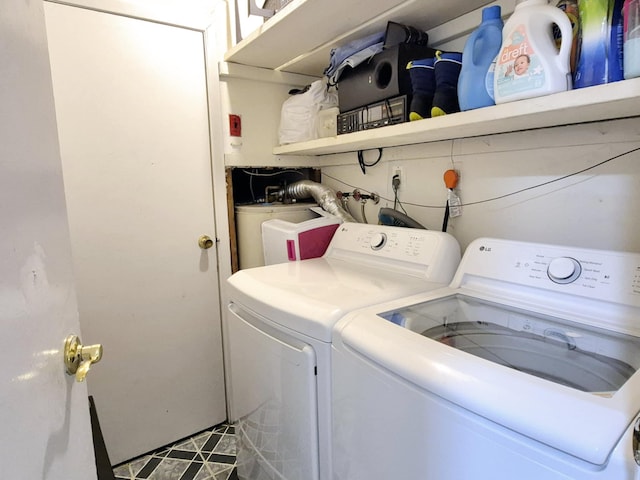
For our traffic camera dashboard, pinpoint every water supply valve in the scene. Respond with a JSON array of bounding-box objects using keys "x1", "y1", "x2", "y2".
[{"x1": 352, "y1": 190, "x2": 380, "y2": 204}]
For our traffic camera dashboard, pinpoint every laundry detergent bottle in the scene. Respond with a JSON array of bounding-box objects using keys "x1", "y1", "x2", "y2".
[
  {"x1": 494, "y1": 0, "x2": 573, "y2": 104},
  {"x1": 457, "y1": 5, "x2": 504, "y2": 111}
]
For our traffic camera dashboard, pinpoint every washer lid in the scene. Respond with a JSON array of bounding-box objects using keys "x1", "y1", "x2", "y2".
[
  {"x1": 384, "y1": 294, "x2": 640, "y2": 393},
  {"x1": 227, "y1": 257, "x2": 447, "y2": 342},
  {"x1": 339, "y1": 293, "x2": 640, "y2": 465}
]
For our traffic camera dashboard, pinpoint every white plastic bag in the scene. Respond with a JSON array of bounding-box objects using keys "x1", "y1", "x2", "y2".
[{"x1": 278, "y1": 79, "x2": 338, "y2": 144}]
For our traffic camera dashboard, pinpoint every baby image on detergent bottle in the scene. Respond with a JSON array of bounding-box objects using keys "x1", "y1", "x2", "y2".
[
  {"x1": 505, "y1": 53, "x2": 531, "y2": 77},
  {"x1": 495, "y1": 26, "x2": 546, "y2": 94}
]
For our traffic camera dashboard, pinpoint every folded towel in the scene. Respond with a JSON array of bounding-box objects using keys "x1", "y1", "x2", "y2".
[{"x1": 324, "y1": 31, "x2": 385, "y2": 83}]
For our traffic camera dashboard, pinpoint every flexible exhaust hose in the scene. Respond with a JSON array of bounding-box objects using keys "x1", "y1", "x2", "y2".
[{"x1": 279, "y1": 180, "x2": 357, "y2": 223}]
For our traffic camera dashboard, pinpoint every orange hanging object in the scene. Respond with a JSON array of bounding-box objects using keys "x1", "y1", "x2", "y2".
[{"x1": 443, "y1": 169, "x2": 459, "y2": 189}]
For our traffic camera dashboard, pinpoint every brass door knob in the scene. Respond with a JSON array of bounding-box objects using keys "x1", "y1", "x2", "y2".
[
  {"x1": 198, "y1": 235, "x2": 214, "y2": 249},
  {"x1": 64, "y1": 334, "x2": 103, "y2": 382}
]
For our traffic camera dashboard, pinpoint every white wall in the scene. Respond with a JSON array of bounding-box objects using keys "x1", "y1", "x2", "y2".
[
  {"x1": 218, "y1": 64, "x2": 321, "y2": 168},
  {"x1": 321, "y1": 118, "x2": 640, "y2": 253},
  {"x1": 220, "y1": 76, "x2": 300, "y2": 164}
]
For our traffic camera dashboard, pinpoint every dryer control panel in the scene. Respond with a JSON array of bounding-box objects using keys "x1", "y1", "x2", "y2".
[{"x1": 323, "y1": 224, "x2": 461, "y2": 283}]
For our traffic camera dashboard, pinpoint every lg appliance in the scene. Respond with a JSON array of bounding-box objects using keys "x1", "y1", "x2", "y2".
[
  {"x1": 331, "y1": 237, "x2": 640, "y2": 479},
  {"x1": 225, "y1": 223, "x2": 460, "y2": 480}
]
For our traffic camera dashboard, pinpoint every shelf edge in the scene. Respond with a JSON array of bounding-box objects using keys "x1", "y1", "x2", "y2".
[{"x1": 273, "y1": 79, "x2": 640, "y2": 156}]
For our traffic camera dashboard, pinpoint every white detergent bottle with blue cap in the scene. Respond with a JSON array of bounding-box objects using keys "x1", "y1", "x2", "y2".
[
  {"x1": 494, "y1": 0, "x2": 573, "y2": 104},
  {"x1": 458, "y1": 5, "x2": 504, "y2": 111}
]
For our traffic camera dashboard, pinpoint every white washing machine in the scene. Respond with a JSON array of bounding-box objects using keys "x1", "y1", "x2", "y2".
[
  {"x1": 225, "y1": 223, "x2": 461, "y2": 480},
  {"x1": 331, "y1": 237, "x2": 640, "y2": 479}
]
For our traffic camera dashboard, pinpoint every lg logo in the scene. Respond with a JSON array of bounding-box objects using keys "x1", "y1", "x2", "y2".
[{"x1": 479, "y1": 246, "x2": 492, "y2": 252}]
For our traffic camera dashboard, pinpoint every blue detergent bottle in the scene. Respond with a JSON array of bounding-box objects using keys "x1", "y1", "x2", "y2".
[{"x1": 458, "y1": 5, "x2": 504, "y2": 111}]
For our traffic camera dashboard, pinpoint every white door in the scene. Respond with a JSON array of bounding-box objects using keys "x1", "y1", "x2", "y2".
[
  {"x1": 0, "y1": 1, "x2": 97, "y2": 478},
  {"x1": 44, "y1": 3, "x2": 227, "y2": 464}
]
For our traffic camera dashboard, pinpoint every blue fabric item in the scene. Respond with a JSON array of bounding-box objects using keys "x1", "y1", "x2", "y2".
[
  {"x1": 324, "y1": 31, "x2": 385, "y2": 78},
  {"x1": 431, "y1": 51, "x2": 463, "y2": 116},
  {"x1": 326, "y1": 42, "x2": 384, "y2": 85},
  {"x1": 407, "y1": 57, "x2": 436, "y2": 120}
]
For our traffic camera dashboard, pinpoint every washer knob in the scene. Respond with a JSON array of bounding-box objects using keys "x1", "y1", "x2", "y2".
[
  {"x1": 547, "y1": 257, "x2": 581, "y2": 284},
  {"x1": 370, "y1": 232, "x2": 387, "y2": 250}
]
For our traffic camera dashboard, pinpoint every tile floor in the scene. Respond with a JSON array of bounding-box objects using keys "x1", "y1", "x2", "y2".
[{"x1": 112, "y1": 423, "x2": 238, "y2": 480}]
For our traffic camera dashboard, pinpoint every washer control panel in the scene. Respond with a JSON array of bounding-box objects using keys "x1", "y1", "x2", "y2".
[{"x1": 461, "y1": 238, "x2": 640, "y2": 303}]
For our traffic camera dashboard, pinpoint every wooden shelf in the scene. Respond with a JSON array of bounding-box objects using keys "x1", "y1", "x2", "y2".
[
  {"x1": 272, "y1": 78, "x2": 640, "y2": 156},
  {"x1": 224, "y1": 0, "x2": 495, "y2": 76}
]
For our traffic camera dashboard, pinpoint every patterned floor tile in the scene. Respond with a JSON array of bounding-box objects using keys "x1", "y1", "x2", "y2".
[{"x1": 112, "y1": 423, "x2": 237, "y2": 480}]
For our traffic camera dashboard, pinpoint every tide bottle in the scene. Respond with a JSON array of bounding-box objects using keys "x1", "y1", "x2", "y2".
[
  {"x1": 457, "y1": 5, "x2": 504, "y2": 111},
  {"x1": 494, "y1": 0, "x2": 572, "y2": 104}
]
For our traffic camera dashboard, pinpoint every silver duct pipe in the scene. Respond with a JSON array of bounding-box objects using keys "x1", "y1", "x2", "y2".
[{"x1": 279, "y1": 180, "x2": 357, "y2": 223}]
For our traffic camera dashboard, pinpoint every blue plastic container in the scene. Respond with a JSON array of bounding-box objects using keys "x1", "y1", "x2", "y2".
[{"x1": 457, "y1": 5, "x2": 504, "y2": 111}]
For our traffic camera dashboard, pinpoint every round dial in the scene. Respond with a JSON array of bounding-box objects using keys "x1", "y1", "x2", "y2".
[
  {"x1": 547, "y1": 257, "x2": 582, "y2": 284},
  {"x1": 370, "y1": 232, "x2": 387, "y2": 250}
]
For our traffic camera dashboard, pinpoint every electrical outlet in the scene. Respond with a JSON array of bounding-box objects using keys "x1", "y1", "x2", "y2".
[{"x1": 391, "y1": 165, "x2": 403, "y2": 190}]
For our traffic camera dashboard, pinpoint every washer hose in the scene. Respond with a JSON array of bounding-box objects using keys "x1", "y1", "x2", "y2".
[{"x1": 279, "y1": 180, "x2": 357, "y2": 223}]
